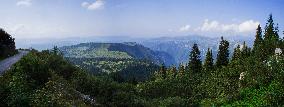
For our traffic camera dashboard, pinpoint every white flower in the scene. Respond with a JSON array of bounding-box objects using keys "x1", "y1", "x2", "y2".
[
  {"x1": 239, "y1": 72, "x2": 245, "y2": 80},
  {"x1": 275, "y1": 48, "x2": 282, "y2": 56}
]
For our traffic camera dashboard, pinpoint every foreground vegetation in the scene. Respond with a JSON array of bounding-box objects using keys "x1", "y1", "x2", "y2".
[
  {"x1": 0, "y1": 49, "x2": 142, "y2": 106},
  {"x1": 142, "y1": 14, "x2": 284, "y2": 106},
  {"x1": 0, "y1": 14, "x2": 284, "y2": 106}
]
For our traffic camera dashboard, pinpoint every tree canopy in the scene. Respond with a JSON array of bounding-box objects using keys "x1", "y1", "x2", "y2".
[
  {"x1": 0, "y1": 29, "x2": 16, "y2": 59},
  {"x1": 216, "y1": 36, "x2": 230, "y2": 68}
]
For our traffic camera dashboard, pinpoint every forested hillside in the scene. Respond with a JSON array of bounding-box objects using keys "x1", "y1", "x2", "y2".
[
  {"x1": 66, "y1": 57, "x2": 159, "y2": 82},
  {"x1": 60, "y1": 42, "x2": 174, "y2": 82},
  {"x1": 60, "y1": 42, "x2": 175, "y2": 65},
  {"x1": 0, "y1": 14, "x2": 284, "y2": 107}
]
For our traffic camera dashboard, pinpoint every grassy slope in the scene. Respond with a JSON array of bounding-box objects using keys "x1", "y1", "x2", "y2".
[{"x1": 61, "y1": 44, "x2": 132, "y2": 59}]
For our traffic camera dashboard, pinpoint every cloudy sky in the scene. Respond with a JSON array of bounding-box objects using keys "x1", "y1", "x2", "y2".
[{"x1": 0, "y1": 0, "x2": 284, "y2": 39}]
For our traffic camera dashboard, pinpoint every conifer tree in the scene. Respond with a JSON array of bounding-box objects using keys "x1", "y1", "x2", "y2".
[
  {"x1": 52, "y1": 46, "x2": 59, "y2": 55},
  {"x1": 232, "y1": 44, "x2": 241, "y2": 61},
  {"x1": 159, "y1": 64, "x2": 167, "y2": 79},
  {"x1": 282, "y1": 31, "x2": 284, "y2": 51},
  {"x1": 178, "y1": 63, "x2": 185, "y2": 77},
  {"x1": 264, "y1": 14, "x2": 276, "y2": 39},
  {"x1": 263, "y1": 14, "x2": 280, "y2": 57},
  {"x1": 252, "y1": 24, "x2": 266, "y2": 60},
  {"x1": 204, "y1": 48, "x2": 214, "y2": 71},
  {"x1": 274, "y1": 23, "x2": 280, "y2": 41},
  {"x1": 188, "y1": 43, "x2": 202, "y2": 73},
  {"x1": 216, "y1": 36, "x2": 230, "y2": 68},
  {"x1": 168, "y1": 66, "x2": 177, "y2": 78},
  {"x1": 241, "y1": 41, "x2": 251, "y2": 59},
  {"x1": 253, "y1": 24, "x2": 263, "y2": 51}
]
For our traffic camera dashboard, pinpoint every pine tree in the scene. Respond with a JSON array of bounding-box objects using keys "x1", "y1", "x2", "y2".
[
  {"x1": 167, "y1": 66, "x2": 177, "y2": 78},
  {"x1": 264, "y1": 14, "x2": 276, "y2": 39},
  {"x1": 282, "y1": 31, "x2": 284, "y2": 51},
  {"x1": 252, "y1": 24, "x2": 266, "y2": 60},
  {"x1": 253, "y1": 24, "x2": 263, "y2": 51},
  {"x1": 216, "y1": 36, "x2": 230, "y2": 68},
  {"x1": 52, "y1": 46, "x2": 59, "y2": 55},
  {"x1": 188, "y1": 43, "x2": 202, "y2": 73},
  {"x1": 159, "y1": 64, "x2": 167, "y2": 79},
  {"x1": 232, "y1": 44, "x2": 241, "y2": 61},
  {"x1": 241, "y1": 41, "x2": 251, "y2": 59},
  {"x1": 274, "y1": 23, "x2": 280, "y2": 41},
  {"x1": 178, "y1": 63, "x2": 185, "y2": 77},
  {"x1": 204, "y1": 48, "x2": 214, "y2": 71},
  {"x1": 263, "y1": 14, "x2": 280, "y2": 57}
]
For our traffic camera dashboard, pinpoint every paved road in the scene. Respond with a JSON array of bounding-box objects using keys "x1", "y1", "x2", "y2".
[{"x1": 0, "y1": 51, "x2": 29, "y2": 75}]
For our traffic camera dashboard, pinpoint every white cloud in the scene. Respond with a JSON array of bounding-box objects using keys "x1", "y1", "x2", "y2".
[
  {"x1": 81, "y1": 2, "x2": 90, "y2": 7},
  {"x1": 199, "y1": 19, "x2": 219, "y2": 31},
  {"x1": 195, "y1": 19, "x2": 260, "y2": 34},
  {"x1": 238, "y1": 20, "x2": 260, "y2": 33},
  {"x1": 179, "y1": 25, "x2": 191, "y2": 32},
  {"x1": 81, "y1": 0, "x2": 105, "y2": 10},
  {"x1": 16, "y1": 0, "x2": 32, "y2": 7},
  {"x1": 1, "y1": 23, "x2": 71, "y2": 39}
]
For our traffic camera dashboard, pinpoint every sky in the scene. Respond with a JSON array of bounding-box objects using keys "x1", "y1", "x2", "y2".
[{"x1": 0, "y1": 0, "x2": 284, "y2": 40}]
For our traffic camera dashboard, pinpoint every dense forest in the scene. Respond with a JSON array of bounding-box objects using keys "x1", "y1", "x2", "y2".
[
  {"x1": 60, "y1": 42, "x2": 175, "y2": 66},
  {"x1": 60, "y1": 42, "x2": 170, "y2": 82},
  {"x1": 66, "y1": 57, "x2": 159, "y2": 82},
  {"x1": 0, "y1": 28, "x2": 17, "y2": 60},
  {"x1": 0, "y1": 14, "x2": 284, "y2": 106}
]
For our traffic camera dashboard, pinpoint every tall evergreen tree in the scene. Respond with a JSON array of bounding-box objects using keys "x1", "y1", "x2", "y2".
[
  {"x1": 253, "y1": 24, "x2": 263, "y2": 51},
  {"x1": 263, "y1": 14, "x2": 280, "y2": 57},
  {"x1": 188, "y1": 43, "x2": 202, "y2": 73},
  {"x1": 216, "y1": 36, "x2": 230, "y2": 68},
  {"x1": 241, "y1": 41, "x2": 251, "y2": 59},
  {"x1": 204, "y1": 48, "x2": 214, "y2": 71},
  {"x1": 232, "y1": 44, "x2": 241, "y2": 61},
  {"x1": 188, "y1": 44, "x2": 203, "y2": 103},
  {"x1": 282, "y1": 31, "x2": 284, "y2": 51},
  {"x1": 264, "y1": 14, "x2": 276, "y2": 39},
  {"x1": 252, "y1": 24, "x2": 266, "y2": 60}
]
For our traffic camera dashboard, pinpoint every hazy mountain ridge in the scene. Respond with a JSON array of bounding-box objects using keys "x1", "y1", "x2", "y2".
[
  {"x1": 19, "y1": 35, "x2": 253, "y2": 65},
  {"x1": 140, "y1": 35, "x2": 254, "y2": 65},
  {"x1": 60, "y1": 42, "x2": 175, "y2": 66},
  {"x1": 59, "y1": 42, "x2": 164, "y2": 81}
]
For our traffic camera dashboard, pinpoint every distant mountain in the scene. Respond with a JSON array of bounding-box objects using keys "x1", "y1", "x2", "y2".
[
  {"x1": 140, "y1": 35, "x2": 254, "y2": 65},
  {"x1": 59, "y1": 42, "x2": 174, "y2": 81},
  {"x1": 16, "y1": 36, "x2": 148, "y2": 51},
  {"x1": 21, "y1": 35, "x2": 254, "y2": 66},
  {"x1": 60, "y1": 42, "x2": 175, "y2": 65}
]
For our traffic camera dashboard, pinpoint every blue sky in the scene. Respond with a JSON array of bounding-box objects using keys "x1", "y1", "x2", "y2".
[{"x1": 0, "y1": 0, "x2": 283, "y2": 39}]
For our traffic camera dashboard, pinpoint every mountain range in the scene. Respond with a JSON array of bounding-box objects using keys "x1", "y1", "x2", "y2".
[
  {"x1": 20, "y1": 35, "x2": 254, "y2": 65},
  {"x1": 140, "y1": 35, "x2": 254, "y2": 65},
  {"x1": 60, "y1": 42, "x2": 175, "y2": 66}
]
